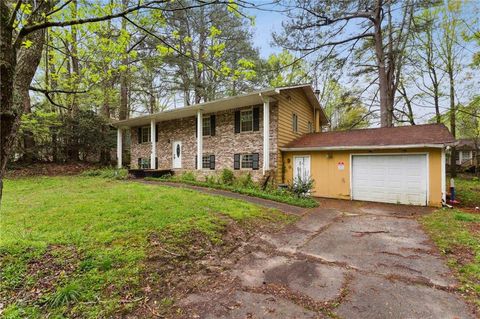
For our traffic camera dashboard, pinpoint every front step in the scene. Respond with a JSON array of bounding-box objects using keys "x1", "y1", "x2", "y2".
[{"x1": 128, "y1": 169, "x2": 174, "y2": 179}]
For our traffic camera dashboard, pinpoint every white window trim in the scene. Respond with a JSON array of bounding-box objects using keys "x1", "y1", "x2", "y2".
[
  {"x1": 202, "y1": 154, "x2": 211, "y2": 169},
  {"x1": 240, "y1": 153, "x2": 254, "y2": 169},
  {"x1": 139, "y1": 157, "x2": 151, "y2": 169},
  {"x1": 292, "y1": 113, "x2": 298, "y2": 133},
  {"x1": 240, "y1": 108, "x2": 254, "y2": 133},
  {"x1": 141, "y1": 126, "x2": 151, "y2": 144},
  {"x1": 202, "y1": 115, "x2": 212, "y2": 137}
]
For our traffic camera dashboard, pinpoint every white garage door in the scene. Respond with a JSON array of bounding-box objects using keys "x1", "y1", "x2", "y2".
[{"x1": 352, "y1": 154, "x2": 428, "y2": 205}]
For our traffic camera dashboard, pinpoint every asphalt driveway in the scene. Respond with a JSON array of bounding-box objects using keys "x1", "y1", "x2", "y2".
[{"x1": 179, "y1": 198, "x2": 475, "y2": 319}]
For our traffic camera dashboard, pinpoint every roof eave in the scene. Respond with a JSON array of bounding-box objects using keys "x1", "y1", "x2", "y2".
[{"x1": 280, "y1": 143, "x2": 451, "y2": 152}]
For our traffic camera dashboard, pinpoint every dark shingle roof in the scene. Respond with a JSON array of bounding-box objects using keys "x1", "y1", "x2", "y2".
[{"x1": 284, "y1": 124, "x2": 455, "y2": 149}]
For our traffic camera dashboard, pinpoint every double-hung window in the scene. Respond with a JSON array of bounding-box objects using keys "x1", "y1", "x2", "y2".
[
  {"x1": 240, "y1": 109, "x2": 253, "y2": 132},
  {"x1": 139, "y1": 158, "x2": 151, "y2": 169},
  {"x1": 202, "y1": 116, "x2": 211, "y2": 136},
  {"x1": 241, "y1": 154, "x2": 254, "y2": 169},
  {"x1": 292, "y1": 113, "x2": 298, "y2": 133},
  {"x1": 202, "y1": 155, "x2": 211, "y2": 169},
  {"x1": 141, "y1": 126, "x2": 151, "y2": 143}
]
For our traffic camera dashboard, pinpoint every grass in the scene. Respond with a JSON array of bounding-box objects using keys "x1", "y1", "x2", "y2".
[
  {"x1": 0, "y1": 176, "x2": 289, "y2": 318},
  {"x1": 421, "y1": 208, "x2": 480, "y2": 310},
  {"x1": 145, "y1": 173, "x2": 319, "y2": 208},
  {"x1": 455, "y1": 177, "x2": 480, "y2": 208}
]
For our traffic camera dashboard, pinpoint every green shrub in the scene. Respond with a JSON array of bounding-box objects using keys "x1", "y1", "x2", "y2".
[
  {"x1": 290, "y1": 176, "x2": 314, "y2": 198},
  {"x1": 236, "y1": 173, "x2": 256, "y2": 188},
  {"x1": 220, "y1": 169, "x2": 235, "y2": 185},
  {"x1": 81, "y1": 168, "x2": 128, "y2": 179},
  {"x1": 180, "y1": 171, "x2": 196, "y2": 182},
  {"x1": 205, "y1": 174, "x2": 218, "y2": 185},
  {"x1": 159, "y1": 173, "x2": 172, "y2": 180},
  {"x1": 47, "y1": 282, "x2": 82, "y2": 307}
]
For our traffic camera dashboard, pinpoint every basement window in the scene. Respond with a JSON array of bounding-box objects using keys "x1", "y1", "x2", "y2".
[
  {"x1": 202, "y1": 155, "x2": 211, "y2": 169},
  {"x1": 241, "y1": 154, "x2": 253, "y2": 169}
]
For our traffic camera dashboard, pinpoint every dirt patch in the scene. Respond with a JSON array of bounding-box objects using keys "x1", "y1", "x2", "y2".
[
  {"x1": 1, "y1": 245, "x2": 80, "y2": 307},
  {"x1": 468, "y1": 222, "x2": 480, "y2": 235},
  {"x1": 449, "y1": 245, "x2": 476, "y2": 267},
  {"x1": 6, "y1": 162, "x2": 99, "y2": 178},
  {"x1": 127, "y1": 217, "x2": 278, "y2": 318},
  {"x1": 458, "y1": 207, "x2": 480, "y2": 214}
]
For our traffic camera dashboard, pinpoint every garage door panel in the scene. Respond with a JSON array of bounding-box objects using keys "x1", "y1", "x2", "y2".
[{"x1": 352, "y1": 154, "x2": 427, "y2": 205}]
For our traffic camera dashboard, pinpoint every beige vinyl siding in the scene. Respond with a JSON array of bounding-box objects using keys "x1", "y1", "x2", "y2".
[{"x1": 276, "y1": 89, "x2": 315, "y2": 183}]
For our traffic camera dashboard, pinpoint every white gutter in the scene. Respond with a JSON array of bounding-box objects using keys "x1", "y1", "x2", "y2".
[{"x1": 280, "y1": 144, "x2": 447, "y2": 151}]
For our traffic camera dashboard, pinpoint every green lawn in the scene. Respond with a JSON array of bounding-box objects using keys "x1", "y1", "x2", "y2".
[
  {"x1": 421, "y1": 177, "x2": 480, "y2": 310},
  {"x1": 0, "y1": 176, "x2": 287, "y2": 318},
  {"x1": 455, "y1": 177, "x2": 480, "y2": 207}
]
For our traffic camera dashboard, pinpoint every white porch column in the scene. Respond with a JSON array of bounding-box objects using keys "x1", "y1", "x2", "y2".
[
  {"x1": 262, "y1": 96, "x2": 270, "y2": 174},
  {"x1": 197, "y1": 110, "x2": 203, "y2": 170},
  {"x1": 441, "y1": 148, "x2": 446, "y2": 203},
  {"x1": 117, "y1": 128, "x2": 123, "y2": 169},
  {"x1": 150, "y1": 119, "x2": 156, "y2": 169}
]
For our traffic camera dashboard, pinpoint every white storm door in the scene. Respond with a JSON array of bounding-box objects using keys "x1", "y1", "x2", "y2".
[
  {"x1": 172, "y1": 141, "x2": 182, "y2": 169},
  {"x1": 351, "y1": 154, "x2": 428, "y2": 205},
  {"x1": 293, "y1": 156, "x2": 311, "y2": 184}
]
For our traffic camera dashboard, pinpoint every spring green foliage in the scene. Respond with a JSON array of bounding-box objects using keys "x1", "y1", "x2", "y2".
[
  {"x1": 0, "y1": 176, "x2": 282, "y2": 318},
  {"x1": 148, "y1": 172, "x2": 319, "y2": 208},
  {"x1": 421, "y1": 208, "x2": 480, "y2": 308},
  {"x1": 220, "y1": 169, "x2": 235, "y2": 185},
  {"x1": 262, "y1": 50, "x2": 310, "y2": 87},
  {"x1": 320, "y1": 79, "x2": 371, "y2": 130},
  {"x1": 455, "y1": 178, "x2": 480, "y2": 207}
]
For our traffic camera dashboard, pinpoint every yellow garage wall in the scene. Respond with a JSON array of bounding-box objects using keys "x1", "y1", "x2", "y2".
[{"x1": 283, "y1": 148, "x2": 444, "y2": 207}]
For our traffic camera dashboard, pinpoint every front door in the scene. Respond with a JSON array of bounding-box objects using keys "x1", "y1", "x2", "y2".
[
  {"x1": 293, "y1": 156, "x2": 311, "y2": 184},
  {"x1": 172, "y1": 141, "x2": 182, "y2": 169}
]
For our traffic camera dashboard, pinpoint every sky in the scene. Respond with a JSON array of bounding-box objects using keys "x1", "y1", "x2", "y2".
[
  {"x1": 247, "y1": 8, "x2": 284, "y2": 58},
  {"x1": 243, "y1": 1, "x2": 479, "y2": 126}
]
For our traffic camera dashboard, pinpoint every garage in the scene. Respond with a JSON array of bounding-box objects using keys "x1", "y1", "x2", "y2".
[
  {"x1": 351, "y1": 154, "x2": 428, "y2": 205},
  {"x1": 281, "y1": 124, "x2": 455, "y2": 207}
]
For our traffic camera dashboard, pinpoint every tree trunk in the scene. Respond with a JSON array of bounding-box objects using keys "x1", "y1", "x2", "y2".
[
  {"x1": 118, "y1": 0, "x2": 130, "y2": 120},
  {"x1": 0, "y1": 22, "x2": 47, "y2": 203},
  {"x1": 373, "y1": 0, "x2": 392, "y2": 128},
  {"x1": 448, "y1": 61, "x2": 456, "y2": 178},
  {"x1": 67, "y1": 0, "x2": 81, "y2": 162}
]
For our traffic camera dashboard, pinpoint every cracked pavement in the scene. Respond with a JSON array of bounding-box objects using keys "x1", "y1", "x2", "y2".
[{"x1": 179, "y1": 199, "x2": 475, "y2": 319}]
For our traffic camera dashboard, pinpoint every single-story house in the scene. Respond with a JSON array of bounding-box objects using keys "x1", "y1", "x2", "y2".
[
  {"x1": 282, "y1": 124, "x2": 455, "y2": 207},
  {"x1": 114, "y1": 85, "x2": 454, "y2": 207}
]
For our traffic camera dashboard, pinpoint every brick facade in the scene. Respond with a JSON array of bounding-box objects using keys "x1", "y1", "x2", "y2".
[{"x1": 130, "y1": 104, "x2": 279, "y2": 181}]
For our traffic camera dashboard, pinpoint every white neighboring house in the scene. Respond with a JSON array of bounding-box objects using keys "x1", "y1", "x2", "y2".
[{"x1": 447, "y1": 138, "x2": 478, "y2": 168}]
